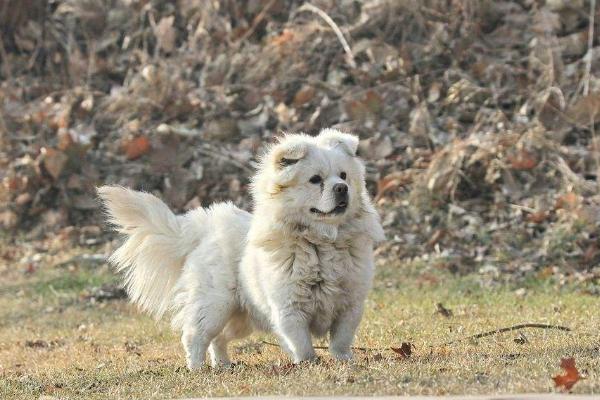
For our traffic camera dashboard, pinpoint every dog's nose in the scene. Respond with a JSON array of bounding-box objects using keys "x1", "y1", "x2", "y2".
[{"x1": 333, "y1": 183, "x2": 348, "y2": 195}]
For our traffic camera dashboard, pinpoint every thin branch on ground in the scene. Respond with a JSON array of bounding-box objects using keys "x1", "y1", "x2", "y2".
[
  {"x1": 262, "y1": 323, "x2": 573, "y2": 354},
  {"x1": 294, "y1": 3, "x2": 357, "y2": 69},
  {"x1": 439, "y1": 323, "x2": 572, "y2": 346}
]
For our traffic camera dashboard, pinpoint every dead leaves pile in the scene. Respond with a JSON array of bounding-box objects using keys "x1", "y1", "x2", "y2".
[{"x1": 0, "y1": 0, "x2": 599, "y2": 286}]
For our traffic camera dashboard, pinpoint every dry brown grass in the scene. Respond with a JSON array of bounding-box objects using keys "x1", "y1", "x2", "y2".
[{"x1": 0, "y1": 246, "x2": 599, "y2": 399}]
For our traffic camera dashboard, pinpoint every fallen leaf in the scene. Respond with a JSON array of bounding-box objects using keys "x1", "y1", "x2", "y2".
[
  {"x1": 375, "y1": 171, "x2": 413, "y2": 202},
  {"x1": 508, "y1": 150, "x2": 538, "y2": 170},
  {"x1": 154, "y1": 16, "x2": 176, "y2": 53},
  {"x1": 0, "y1": 210, "x2": 18, "y2": 229},
  {"x1": 555, "y1": 192, "x2": 579, "y2": 211},
  {"x1": 15, "y1": 192, "x2": 32, "y2": 206},
  {"x1": 582, "y1": 244, "x2": 598, "y2": 265},
  {"x1": 552, "y1": 357, "x2": 581, "y2": 391},
  {"x1": 409, "y1": 102, "x2": 431, "y2": 139},
  {"x1": 436, "y1": 302, "x2": 453, "y2": 318},
  {"x1": 358, "y1": 134, "x2": 393, "y2": 160},
  {"x1": 390, "y1": 342, "x2": 413, "y2": 358},
  {"x1": 41, "y1": 148, "x2": 68, "y2": 180},
  {"x1": 567, "y1": 93, "x2": 600, "y2": 126},
  {"x1": 269, "y1": 29, "x2": 295, "y2": 48},
  {"x1": 4, "y1": 176, "x2": 27, "y2": 192},
  {"x1": 526, "y1": 210, "x2": 549, "y2": 224},
  {"x1": 427, "y1": 229, "x2": 446, "y2": 248},
  {"x1": 346, "y1": 90, "x2": 383, "y2": 123},
  {"x1": 57, "y1": 128, "x2": 75, "y2": 150},
  {"x1": 293, "y1": 85, "x2": 316, "y2": 107},
  {"x1": 123, "y1": 136, "x2": 151, "y2": 160},
  {"x1": 537, "y1": 88, "x2": 566, "y2": 129}
]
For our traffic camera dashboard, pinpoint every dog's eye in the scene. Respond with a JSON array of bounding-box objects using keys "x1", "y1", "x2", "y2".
[
  {"x1": 309, "y1": 175, "x2": 322, "y2": 184},
  {"x1": 280, "y1": 158, "x2": 299, "y2": 167},
  {"x1": 340, "y1": 172, "x2": 347, "y2": 180}
]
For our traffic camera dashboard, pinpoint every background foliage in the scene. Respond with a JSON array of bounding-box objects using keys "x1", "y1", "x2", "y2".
[{"x1": 1, "y1": 0, "x2": 599, "y2": 288}]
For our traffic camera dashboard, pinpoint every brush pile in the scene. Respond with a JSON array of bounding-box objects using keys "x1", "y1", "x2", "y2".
[{"x1": 1, "y1": 0, "x2": 599, "y2": 287}]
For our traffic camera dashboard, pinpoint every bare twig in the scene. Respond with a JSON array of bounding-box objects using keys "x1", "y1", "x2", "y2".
[
  {"x1": 583, "y1": 0, "x2": 596, "y2": 96},
  {"x1": 294, "y1": 3, "x2": 357, "y2": 69},
  {"x1": 439, "y1": 323, "x2": 572, "y2": 346},
  {"x1": 261, "y1": 323, "x2": 573, "y2": 354},
  {"x1": 509, "y1": 203, "x2": 537, "y2": 213},
  {"x1": 198, "y1": 145, "x2": 254, "y2": 174},
  {"x1": 237, "y1": 0, "x2": 277, "y2": 43},
  {"x1": 551, "y1": 155, "x2": 598, "y2": 194}
]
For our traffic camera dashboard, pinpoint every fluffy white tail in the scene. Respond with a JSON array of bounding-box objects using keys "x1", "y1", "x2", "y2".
[{"x1": 98, "y1": 186, "x2": 196, "y2": 318}]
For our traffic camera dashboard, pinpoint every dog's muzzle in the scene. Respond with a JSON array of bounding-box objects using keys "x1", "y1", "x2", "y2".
[{"x1": 310, "y1": 183, "x2": 349, "y2": 216}]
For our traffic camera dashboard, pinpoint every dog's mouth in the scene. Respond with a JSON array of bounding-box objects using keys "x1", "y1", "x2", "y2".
[{"x1": 310, "y1": 202, "x2": 348, "y2": 216}]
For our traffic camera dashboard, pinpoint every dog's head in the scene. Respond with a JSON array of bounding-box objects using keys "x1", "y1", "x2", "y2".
[{"x1": 251, "y1": 129, "x2": 383, "y2": 244}]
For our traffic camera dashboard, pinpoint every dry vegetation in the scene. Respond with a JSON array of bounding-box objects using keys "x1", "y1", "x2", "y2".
[
  {"x1": 1, "y1": 0, "x2": 599, "y2": 284},
  {"x1": 1, "y1": 0, "x2": 600, "y2": 397}
]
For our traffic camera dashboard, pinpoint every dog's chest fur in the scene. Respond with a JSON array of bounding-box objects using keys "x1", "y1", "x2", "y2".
[{"x1": 285, "y1": 239, "x2": 360, "y2": 336}]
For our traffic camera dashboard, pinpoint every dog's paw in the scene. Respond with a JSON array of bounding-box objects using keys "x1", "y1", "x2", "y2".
[
  {"x1": 186, "y1": 356, "x2": 205, "y2": 370},
  {"x1": 330, "y1": 350, "x2": 353, "y2": 361},
  {"x1": 293, "y1": 353, "x2": 320, "y2": 365},
  {"x1": 211, "y1": 360, "x2": 233, "y2": 369}
]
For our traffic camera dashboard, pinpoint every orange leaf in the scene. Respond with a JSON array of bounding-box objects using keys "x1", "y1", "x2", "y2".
[
  {"x1": 293, "y1": 85, "x2": 316, "y2": 107},
  {"x1": 124, "y1": 136, "x2": 151, "y2": 160},
  {"x1": 526, "y1": 211, "x2": 549, "y2": 224},
  {"x1": 375, "y1": 172, "x2": 413, "y2": 202},
  {"x1": 270, "y1": 29, "x2": 295, "y2": 47},
  {"x1": 552, "y1": 357, "x2": 581, "y2": 391},
  {"x1": 41, "y1": 147, "x2": 68, "y2": 180},
  {"x1": 555, "y1": 192, "x2": 579, "y2": 211},
  {"x1": 508, "y1": 150, "x2": 538, "y2": 170},
  {"x1": 427, "y1": 229, "x2": 446, "y2": 248}
]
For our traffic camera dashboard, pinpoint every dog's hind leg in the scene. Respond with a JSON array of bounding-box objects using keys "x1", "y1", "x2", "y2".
[
  {"x1": 181, "y1": 300, "x2": 234, "y2": 370},
  {"x1": 208, "y1": 312, "x2": 252, "y2": 367}
]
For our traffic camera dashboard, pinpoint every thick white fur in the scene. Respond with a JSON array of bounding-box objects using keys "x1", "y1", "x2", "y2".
[{"x1": 99, "y1": 128, "x2": 384, "y2": 369}]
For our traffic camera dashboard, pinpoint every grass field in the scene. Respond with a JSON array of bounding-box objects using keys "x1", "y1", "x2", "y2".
[{"x1": 0, "y1": 245, "x2": 599, "y2": 399}]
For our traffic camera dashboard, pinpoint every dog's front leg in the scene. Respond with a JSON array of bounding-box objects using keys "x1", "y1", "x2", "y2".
[
  {"x1": 275, "y1": 311, "x2": 316, "y2": 363},
  {"x1": 329, "y1": 305, "x2": 363, "y2": 361}
]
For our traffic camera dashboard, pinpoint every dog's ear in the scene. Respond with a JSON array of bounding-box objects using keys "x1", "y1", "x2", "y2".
[
  {"x1": 270, "y1": 136, "x2": 308, "y2": 168},
  {"x1": 317, "y1": 129, "x2": 359, "y2": 156}
]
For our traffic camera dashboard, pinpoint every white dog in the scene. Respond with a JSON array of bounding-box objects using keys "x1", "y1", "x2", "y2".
[{"x1": 98, "y1": 128, "x2": 384, "y2": 369}]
